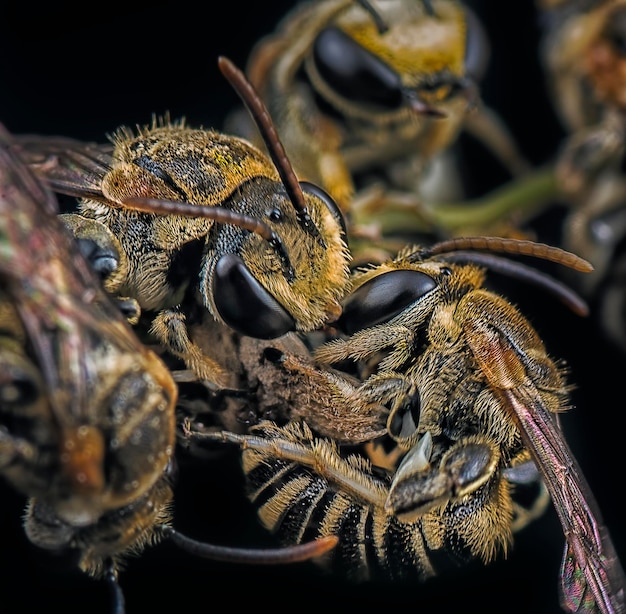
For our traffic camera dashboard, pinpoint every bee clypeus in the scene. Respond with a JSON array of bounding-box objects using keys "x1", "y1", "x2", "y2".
[
  {"x1": 13, "y1": 56, "x2": 351, "y2": 389},
  {"x1": 225, "y1": 0, "x2": 530, "y2": 236},
  {"x1": 195, "y1": 236, "x2": 626, "y2": 613},
  {"x1": 0, "y1": 125, "x2": 338, "y2": 613}
]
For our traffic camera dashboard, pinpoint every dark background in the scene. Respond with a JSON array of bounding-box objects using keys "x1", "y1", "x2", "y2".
[{"x1": 0, "y1": 2, "x2": 623, "y2": 613}]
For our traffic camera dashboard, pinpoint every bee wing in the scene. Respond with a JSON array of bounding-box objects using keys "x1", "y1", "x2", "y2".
[
  {"x1": 9, "y1": 132, "x2": 112, "y2": 200},
  {"x1": 0, "y1": 124, "x2": 144, "y2": 421},
  {"x1": 465, "y1": 317, "x2": 626, "y2": 614}
]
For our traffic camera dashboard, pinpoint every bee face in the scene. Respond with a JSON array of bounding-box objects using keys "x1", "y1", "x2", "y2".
[
  {"x1": 16, "y1": 58, "x2": 352, "y2": 386},
  {"x1": 229, "y1": 0, "x2": 530, "y2": 225},
  {"x1": 307, "y1": 0, "x2": 470, "y2": 123}
]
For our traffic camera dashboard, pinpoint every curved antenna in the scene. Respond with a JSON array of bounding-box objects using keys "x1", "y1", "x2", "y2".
[
  {"x1": 356, "y1": 0, "x2": 389, "y2": 34},
  {"x1": 122, "y1": 196, "x2": 295, "y2": 282},
  {"x1": 419, "y1": 236, "x2": 594, "y2": 273},
  {"x1": 439, "y1": 251, "x2": 590, "y2": 317},
  {"x1": 158, "y1": 526, "x2": 338, "y2": 564},
  {"x1": 217, "y1": 56, "x2": 324, "y2": 246}
]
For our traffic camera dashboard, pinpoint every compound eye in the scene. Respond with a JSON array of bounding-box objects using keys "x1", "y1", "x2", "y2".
[
  {"x1": 336, "y1": 270, "x2": 437, "y2": 335},
  {"x1": 213, "y1": 254, "x2": 296, "y2": 339},
  {"x1": 312, "y1": 26, "x2": 403, "y2": 110},
  {"x1": 464, "y1": 6, "x2": 490, "y2": 82},
  {"x1": 300, "y1": 181, "x2": 347, "y2": 239}
]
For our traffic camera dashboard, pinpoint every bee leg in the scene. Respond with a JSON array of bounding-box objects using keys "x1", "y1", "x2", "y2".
[
  {"x1": 314, "y1": 324, "x2": 415, "y2": 371},
  {"x1": 260, "y1": 346, "x2": 388, "y2": 442},
  {"x1": 149, "y1": 308, "x2": 229, "y2": 388},
  {"x1": 386, "y1": 435, "x2": 501, "y2": 520},
  {"x1": 104, "y1": 558, "x2": 125, "y2": 614},
  {"x1": 503, "y1": 459, "x2": 551, "y2": 533},
  {"x1": 59, "y1": 213, "x2": 127, "y2": 291},
  {"x1": 194, "y1": 422, "x2": 388, "y2": 508},
  {"x1": 114, "y1": 297, "x2": 141, "y2": 326}
]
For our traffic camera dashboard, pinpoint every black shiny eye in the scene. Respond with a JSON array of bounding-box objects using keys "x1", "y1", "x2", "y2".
[
  {"x1": 213, "y1": 254, "x2": 296, "y2": 339},
  {"x1": 300, "y1": 180, "x2": 347, "y2": 240},
  {"x1": 336, "y1": 270, "x2": 437, "y2": 335},
  {"x1": 312, "y1": 26, "x2": 403, "y2": 110}
]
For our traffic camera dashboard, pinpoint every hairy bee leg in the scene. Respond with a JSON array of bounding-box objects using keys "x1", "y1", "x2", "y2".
[
  {"x1": 386, "y1": 436, "x2": 501, "y2": 521},
  {"x1": 150, "y1": 308, "x2": 229, "y2": 388},
  {"x1": 314, "y1": 324, "x2": 415, "y2": 371},
  {"x1": 194, "y1": 426, "x2": 388, "y2": 508},
  {"x1": 262, "y1": 346, "x2": 388, "y2": 442}
]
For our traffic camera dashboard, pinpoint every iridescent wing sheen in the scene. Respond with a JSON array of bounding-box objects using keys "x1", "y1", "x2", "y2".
[{"x1": 465, "y1": 316, "x2": 626, "y2": 614}]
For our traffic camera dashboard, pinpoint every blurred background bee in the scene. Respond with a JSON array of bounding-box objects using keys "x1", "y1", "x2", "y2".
[
  {"x1": 0, "y1": 126, "x2": 338, "y2": 613},
  {"x1": 1, "y1": 1, "x2": 625, "y2": 613},
  {"x1": 222, "y1": 0, "x2": 542, "y2": 258},
  {"x1": 536, "y1": 0, "x2": 626, "y2": 356}
]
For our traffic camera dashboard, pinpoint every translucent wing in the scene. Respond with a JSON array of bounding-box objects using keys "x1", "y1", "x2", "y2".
[
  {"x1": 9, "y1": 132, "x2": 112, "y2": 200},
  {"x1": 466, "y1": 316, "x2": 626, "y2": 614}
]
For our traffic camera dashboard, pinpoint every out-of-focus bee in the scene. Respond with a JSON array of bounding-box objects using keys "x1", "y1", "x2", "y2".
[
  {"x1": 0, "y1": 125, "x2": 338, "y2": 612},
  {"x1": 225, "y1": 0, "x2": 530, "y2": 240},
  {"x1": 538, "y1": 0, "x2": 626, "y2": 353},
  {"x1": 197, "y1": 237, "x2": 626, "y2": 612},
  {"x1": 14, "y1": 56, "x2": 351, "y2": 388}
]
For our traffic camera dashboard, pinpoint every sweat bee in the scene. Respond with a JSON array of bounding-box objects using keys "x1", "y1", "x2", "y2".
[
  {"x1": 196, "y1": 237, "x2": 626, "y2": 612},
  {"x1": 13, "y1": 55, "x2": 351, "y2": 389},
  {"x1": 0, "y1": 125, "x2": 338, "y2": 613},
  {"x1": 225, "y1": 0, "x2": 531, "y2": 243}
]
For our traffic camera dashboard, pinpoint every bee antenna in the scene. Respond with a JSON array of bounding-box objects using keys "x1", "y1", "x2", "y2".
[
  {"x1": 421, "y1": 0, "x2": 436, "y2": 16},
  {"x1": 122, "y1": 197, "x2": 295, "y2": 282},
  {"x1": 217, "y1": 56, "x2": 324, "y2": 245},
  {"x1": 421, "y1": 236, "x2": 594, "y2": 273},
  {"x1": 356, "y1": 0, "x2": 389, "y2": 34},
  {"x1": 158, "y1": 525, "x2": 338, "y2": 564},
  {"x1": 438, "y1": 251, "x2": 590, "y2": 316}
]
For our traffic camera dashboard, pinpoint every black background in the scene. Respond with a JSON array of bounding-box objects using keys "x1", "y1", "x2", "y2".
[{"x1": 0, "y1": 2, "x2": 624, "y2": 613}]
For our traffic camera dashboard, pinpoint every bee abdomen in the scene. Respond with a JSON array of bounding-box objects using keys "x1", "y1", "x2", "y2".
[{"x1": 242, "y1": 445, "x2": 472, "y2": 582}]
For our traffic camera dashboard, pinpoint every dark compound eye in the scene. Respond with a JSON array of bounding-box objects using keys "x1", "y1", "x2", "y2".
[
  {"x1": 300, "y1": 180, "x2": 347, "y2": 239},
  {"x1": 337, "y1": 270, "x2": 437, "y2": 335},
  {"x1": 213, "y1": 253, "x2": 296, "y2": 339},
  {"x1": 312, "y1": 26, "x2": 403, "y2": 111}
]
